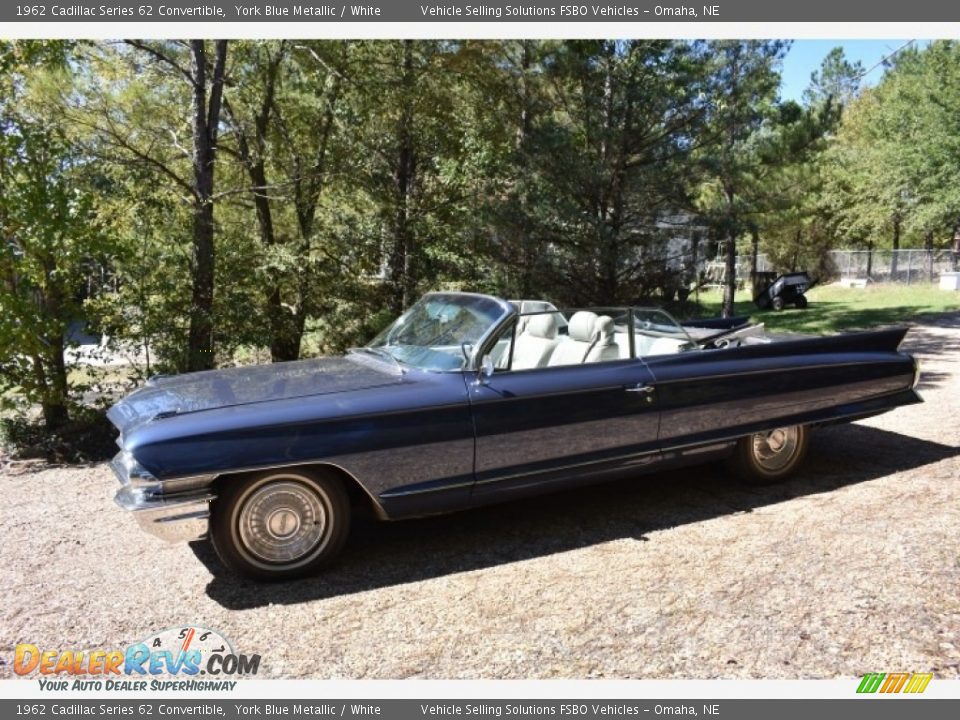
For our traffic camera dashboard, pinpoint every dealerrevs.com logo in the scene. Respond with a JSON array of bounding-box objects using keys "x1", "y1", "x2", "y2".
[{"x1": 14, "y1": 626, "x2": 260, "y2": 692}]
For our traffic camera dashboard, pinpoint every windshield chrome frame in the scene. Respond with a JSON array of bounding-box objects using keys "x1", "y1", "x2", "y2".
[
  {"x1": 469, "y1": 305, "x2": 521, "y2": 373},
  {"x1": 460, "y1": 294, "x2": 515, "y2": 372}
]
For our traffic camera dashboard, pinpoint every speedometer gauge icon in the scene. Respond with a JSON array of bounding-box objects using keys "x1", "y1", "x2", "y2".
[{"x1": 134, "y1": 626, "x2": 235, "y2": 676}]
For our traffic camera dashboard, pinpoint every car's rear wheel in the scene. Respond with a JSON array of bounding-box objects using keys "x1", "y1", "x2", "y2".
[
  {"x1": 210, "y1": 469, "x2": 350, "y2": 581},
  {"x1": 728, "y1": 424, "x2": 809, "y2": 484}
]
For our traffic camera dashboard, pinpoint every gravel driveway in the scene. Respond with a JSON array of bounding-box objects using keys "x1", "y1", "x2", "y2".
[{"x1": 2, "y1": 315, "x2": 958, "y2": 679}]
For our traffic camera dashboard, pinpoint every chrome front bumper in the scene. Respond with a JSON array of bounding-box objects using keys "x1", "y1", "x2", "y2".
[{"x1": 111, "y1": 452, "x2": 216, "y2": 543}]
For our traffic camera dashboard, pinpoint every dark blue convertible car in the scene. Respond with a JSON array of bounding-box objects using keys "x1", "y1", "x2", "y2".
[{"x1": 109, "y1": 292, "x2": 921, "y2": 580}]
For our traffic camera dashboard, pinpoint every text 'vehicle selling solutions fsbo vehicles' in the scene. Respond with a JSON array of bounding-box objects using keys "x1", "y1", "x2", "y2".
[{"x1": 109, "y1": 292, "x2": 921, "y2": 580}]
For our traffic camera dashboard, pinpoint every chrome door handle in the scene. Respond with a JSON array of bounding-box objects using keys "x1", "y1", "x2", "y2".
[{"x1": 625, "y1": 383, "x2": 655, "y2": 394}]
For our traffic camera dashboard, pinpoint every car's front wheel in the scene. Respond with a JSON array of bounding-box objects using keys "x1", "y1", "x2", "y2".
[
  {"x1": 210, "y1": 468, "x2": 350, "y2": 581},
  {"x1": 728, "y1": 424, "x2": 809, "y2": 484}
]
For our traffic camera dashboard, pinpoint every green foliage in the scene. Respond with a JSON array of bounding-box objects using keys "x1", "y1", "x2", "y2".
[
  {"x1": 2, "y1": 38, "x2": 958, "y2": 436},
  {"x1": 694, "y1": 40, "x2": 792, "y2": 315},
  {"x1": 823, "y1": 41, "x2": 960, "y2": 252},
  {"x1": 521, "y1": 41, "x2": 713, "y2": 304},
  {"x1": 804, "y1": 46, "x2": 863, "y2": 107},
  {"x1": 0, "y1": 405, "x2": 116, "y2": 463},
  {"x1": 0, "y1": 43, "x2": 108, "y2": 428}
]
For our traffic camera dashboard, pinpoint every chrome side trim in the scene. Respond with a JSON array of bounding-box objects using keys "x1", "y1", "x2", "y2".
[
  {"x1": 379, "y1": 450, "x2": 661, "y2": 499},
  {"x1": 658, "y1": 387, "x2": 920, "y2": 451},
  {"x1": 379, "y1": 478, "x2": 476, "y2": 499},
  {"x1": 114, "y1": 486, "x2": 213, "y2": 543},
  {"x1": 645, "y1": 358, "x2": 913, "y2": 384},
  {"x1": 116, "y1": 454, "x2": 390, "y2": 522},
  {"x1": 150, "y1": 457, "x2": 389, "y2": 521},
  {"x1": 472, "y1": 449, "x2": 659, "y2": 487},
  {"x1": 110, "y1": 451, "x2": 217, "y2": 495}
]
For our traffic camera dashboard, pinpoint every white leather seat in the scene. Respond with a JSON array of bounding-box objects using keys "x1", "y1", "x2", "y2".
[
  {"x1": 589, "y1": 316, "x2": 620, "y2": 362},
  {"x1": 547, "y1": 312, "x2": 619, "y2": 366},
  {"x1": 512, "y1": 313, "x2": 560, "y2": 370}
]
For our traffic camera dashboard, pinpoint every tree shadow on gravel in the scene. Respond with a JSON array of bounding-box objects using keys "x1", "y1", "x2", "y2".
[
  {"x1": 194, "y1": 423, "x2": 959, "y2": 609},
  {"x1": 902, "y1": 324, "x2": 960, "y2": 359},
  {"x1": 901, "y1": 323, "x2": 959, "y2": 390}
]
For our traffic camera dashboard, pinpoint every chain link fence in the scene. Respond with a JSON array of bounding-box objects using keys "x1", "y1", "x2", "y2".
[
  {"x1": 702, "y1": 253, "x2": 775, "y2": 287},
  {"x1": 826, "y1": 249, "x2": 959, "y2": 283},
  {"x1": 750, "y1": 249, "x2": 960, "y2": 284}
]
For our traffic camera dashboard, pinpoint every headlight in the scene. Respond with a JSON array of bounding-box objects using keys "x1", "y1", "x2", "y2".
[{"x1": 111, "y1": 450, "x2": 157, "y2": 487}]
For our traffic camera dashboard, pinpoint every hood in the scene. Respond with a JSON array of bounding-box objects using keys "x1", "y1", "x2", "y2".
[{"x1": 107, "y1": 354, "x2": 400, "y2": 437}]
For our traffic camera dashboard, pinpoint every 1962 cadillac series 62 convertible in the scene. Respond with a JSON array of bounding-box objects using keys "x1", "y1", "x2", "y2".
[{"x1": 109, "y1": 292, "x2": 921, "y2": 580}]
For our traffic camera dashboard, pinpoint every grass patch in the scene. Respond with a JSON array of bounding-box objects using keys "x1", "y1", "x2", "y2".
[{"x1": 692, "y1": 283, "x2": 960, "y2": 334}]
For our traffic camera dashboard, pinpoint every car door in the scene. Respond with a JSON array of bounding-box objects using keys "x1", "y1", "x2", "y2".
[{"x1": 467, "y1": 355, "x2": 661, "y2": 505}]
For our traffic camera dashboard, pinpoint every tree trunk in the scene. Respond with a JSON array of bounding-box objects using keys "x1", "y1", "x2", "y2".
[
  {"x1": 953, "y1": 222, "x2": 960, "y2": 271},
  {"x1": 248, "y1": 147, "x2": 291, "y2": 362},
  {"x1": 600, "y1": 228, "x2": 619, "y2": 303},
  {"x1": 955, "y1": 251, "x2": 959, "y2": 272},
  {"x1": 750, "y1": 225, "x2": 759, "y2": 278},
  {"x1": 925, "y1": 231, "x2": 934, "y2": 282},
  {"x1": 280, "y1": 45, "x2": 346, "y2": 360},
  {"x1": 186, "y1": 39, "x2": 228, "y2": 372},
  {"x1": 31, "y1": 353, "x2": 67, "y2": 430},
  {"x1": 45, "y1": 335, "x2": 69, "y2": 429},
  {"x1": 890, "y1": 213, "x2": 901, "y2": 280},
  {"x1": 690, "y1": 232, "x2": 700, "y2": 303},
  {"x1": 389, "y1": 41, "x2": 417, "y2": 315},
  {"x1": 229, "y1": 47, "x2": 301, "y2": 363},
  {"x1": 267, "y1": 295, "x2": 301, "y2": 362},
  {"x1": 39, "y1": 256, "x2": 70, "y2": 429},
  {"x1": 722, "y1": 231, "x2": 737, "y2": 318},
  {"x1": 516, "y1": 41, "x2": 535, "y2": 301},
  {"x1": 721, "y1": 183, "x2": 737, "y2": 318}
]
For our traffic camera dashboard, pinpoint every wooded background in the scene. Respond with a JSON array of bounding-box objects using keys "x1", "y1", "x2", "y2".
[{"x1": 3, "y1": 39, "x2": 960, "y2": 428}]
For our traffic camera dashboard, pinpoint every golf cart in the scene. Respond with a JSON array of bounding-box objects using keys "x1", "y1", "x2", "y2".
[{"x1": 753, "y1": 271, "x2": 815, "y2": 311}]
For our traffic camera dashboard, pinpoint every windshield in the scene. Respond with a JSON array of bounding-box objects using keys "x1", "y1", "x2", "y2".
[
  {"x1": 632, "y1": 308, "x2": 691, "y2": 338},
  {"x1": 365, "y1": 293, "x2": 508, "y2": 371},
  {"x1": 631, "y1": 308, "x2": 695, "y2": 355}
]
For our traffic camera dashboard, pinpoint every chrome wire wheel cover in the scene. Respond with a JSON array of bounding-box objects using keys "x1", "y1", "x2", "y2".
[
  {"x1": 236, "y1": 479, "x2": 331, "y2": 566},
  {"x1": 751, "y1": 426, "x2": 800, "y2": 472}
]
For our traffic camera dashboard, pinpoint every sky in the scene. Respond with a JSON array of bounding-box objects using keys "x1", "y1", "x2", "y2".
[{"x1": 779, "y1": 39, "x2": 921, "y2": 103}]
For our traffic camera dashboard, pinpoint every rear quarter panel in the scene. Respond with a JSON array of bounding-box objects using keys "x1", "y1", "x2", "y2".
[{"x1": 645, "y1": 329, "x2": 919, "y2": 449}]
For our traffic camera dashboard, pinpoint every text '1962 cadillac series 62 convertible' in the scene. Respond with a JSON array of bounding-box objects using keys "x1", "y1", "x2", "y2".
[{"x1": 108, "y1": 292, "x2": 922, "y2": 580}]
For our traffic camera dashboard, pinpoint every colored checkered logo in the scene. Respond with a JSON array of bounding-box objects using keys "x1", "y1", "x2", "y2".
[{"x1": 857, "y1": 672, "x2": 932, "y2": 694}]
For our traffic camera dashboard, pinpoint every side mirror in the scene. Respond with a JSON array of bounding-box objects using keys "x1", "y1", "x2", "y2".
[{"x1": 477, "y1": 355, "x2": 494, "y2": 385}]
